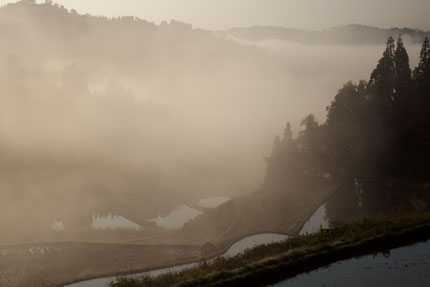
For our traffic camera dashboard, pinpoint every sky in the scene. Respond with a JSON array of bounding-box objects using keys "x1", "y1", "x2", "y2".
[{"x1": 0, "y1": 0, "x2": 429, "y2": 31}]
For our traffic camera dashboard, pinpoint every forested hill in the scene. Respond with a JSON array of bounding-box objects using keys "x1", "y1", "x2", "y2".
[
  {"x1": 224, "y1": 24, "x2": 430, "y2": 45},
  {"x1": 265, "y1": 35, "x2": 430, "y2": 191},
  {"x1": 0, "y1": 0, "x2": 246, "y2": 70},
  {"x1": 0, "y1": 0, "x2": 260, "y2": 241},
  {"x1": 183, "y1": 36, "x2": 430, "y2": 245}
]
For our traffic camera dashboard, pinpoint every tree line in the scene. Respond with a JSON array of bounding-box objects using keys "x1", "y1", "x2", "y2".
[{"x1": 266, "y1": 36, "x2": 430, "y2": 189}]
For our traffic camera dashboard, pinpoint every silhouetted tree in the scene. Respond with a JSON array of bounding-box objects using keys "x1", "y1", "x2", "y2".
[
  {"x1": 368, "y1": 36, "x2": 396, "y2": 119},
  {"x1": 296, "y1": 114, "x2": 330, "y2": 177},
  {"x1": 265, "y1": 123, "x2": 304, "y2": 188},
  {"x1": 393, "y1": 35, "x2": 412, "y2": 107},
  {"x1": 282, "y1": 122, "x2": 293, "y2": 144},
  {"x1": 298, "y1": 114, "x2": 319, "y2": 145},
  {"x1": 326, "y1": 81, "x2": 369, "y2": 175},
  {"x1": 272, "y1": 135, "x2": 282, "y2": 153},
  {"x1": 413, "y1": 36, "x2": 430, "y2": 100},
  {"x1": 297, "y1": 114, "x2": 319, "y2": 156},
  {"x1": 266, "y1": 35, "x2": 430, "y2": 191}
]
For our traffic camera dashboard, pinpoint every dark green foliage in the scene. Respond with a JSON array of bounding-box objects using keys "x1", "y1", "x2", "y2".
[
  {"x1": 413, "y1": 37, "x2": 430, "y2": 105},
  {"x1": 368, "y1": 36, "x2": 396, "y2": 113},
  {"x1": 394, "y1": 35, "x2": 413, "y2": 103},
  {"x1": 326, "y1": 81, "x2": 369, "y2": 175},
  {"x1": 266, "y1": 35, "x2": 430, "y2": 183}
]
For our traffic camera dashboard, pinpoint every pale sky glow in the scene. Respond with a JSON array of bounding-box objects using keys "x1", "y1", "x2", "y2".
[{"x1": 0, "y1": 0, "x2": 428, "y2": 30}]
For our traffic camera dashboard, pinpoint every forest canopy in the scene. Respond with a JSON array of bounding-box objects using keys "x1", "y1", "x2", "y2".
[{"x1": 266, "y1": 36, "x2": 430, "y2": 190}]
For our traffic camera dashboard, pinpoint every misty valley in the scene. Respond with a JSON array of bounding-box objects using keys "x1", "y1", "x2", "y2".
[{"x1": 0, "y1": 1, "x2": 429, "y2": 287}]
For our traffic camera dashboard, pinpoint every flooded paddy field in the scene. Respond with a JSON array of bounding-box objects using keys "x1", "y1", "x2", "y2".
[{"x1": 0, "y1": 242, "x2": 201, "y2": 287}]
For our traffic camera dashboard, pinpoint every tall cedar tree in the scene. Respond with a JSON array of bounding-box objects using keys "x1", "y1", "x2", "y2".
[
  {"x1": 368, "y1": 37, "x2": 396, "y2": 120},
  {"x1": 414, "y1": 36, "x2": 430, "y2": 100},
  {"x1": 393, "y1": 35, "x2": 412, "y2": 108},
  {"x1": 266, "y1": 36, "x2": 430, "y2": 189}
]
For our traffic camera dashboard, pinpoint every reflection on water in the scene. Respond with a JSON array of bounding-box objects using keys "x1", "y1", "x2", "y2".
[
  {"x1": 92, "y1": 214, "x2": 141, "y2": 231},
  {"x1": 66, "y1": 178, "x2": 421, "y2": 287},
  {"x1": 223, "y1": 233, "x2": 289, "y2": 258},
  {"x1": 148, "y1": 205, "x2": 202, "y2": 229},
  {"x1": 299, "y1": 204, "x2": 329, "y2": 235},
  {"x1": 271, "y1": 239, "x2": 430, "y2": 287}
]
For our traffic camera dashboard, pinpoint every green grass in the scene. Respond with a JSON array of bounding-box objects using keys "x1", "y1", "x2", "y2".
[{"x1": 110, "y1": 213, "x2": 430, "y2": 287}]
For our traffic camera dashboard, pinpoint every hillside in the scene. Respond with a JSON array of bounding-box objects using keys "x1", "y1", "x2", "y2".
[
  {"x1": 0, "y1": 0, "x2": 248, "y2": 74},
  {"x1": 0, "y1": 0, "x2": 268, "y2": 242},
  {"x1": 182, "y1": 179, "x2": 338, "y2": 247},
  {"x1": 182, "y1": 33, "x2": 430, "y2": 248},
  {"x1": 224, "y1": 24, "x2": 430, "y2": 45}
]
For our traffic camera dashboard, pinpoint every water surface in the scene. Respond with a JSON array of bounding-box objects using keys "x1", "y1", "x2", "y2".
[
  {"x1": 222, "y1": 233, "x2": 289, "y2": 258},
  {"x1": 299, "y1": 204, "x2": 329, "y2": 235},
  {"x1": 66, "y1": 233, "x2": 288, "y2": 287},
  {"x1": 270, "y1": 239, "x2": 430, "y2": 287},
  {"x1": 92, "y1": 214, "x2": 141, "y2": 231},
  {"x1": 66, "y1": 262, "x2": 198, "y2": 287},
  {"x1": 148, "y1": 205, "x2": 202, "y2": 229}
]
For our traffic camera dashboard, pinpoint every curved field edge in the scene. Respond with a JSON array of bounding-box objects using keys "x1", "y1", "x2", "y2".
[{"x1": 111, "y1": 213, "x2": 430, "y2": 287}]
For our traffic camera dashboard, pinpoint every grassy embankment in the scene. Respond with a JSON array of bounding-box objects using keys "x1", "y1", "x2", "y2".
[{"x1": 110, "y1": 212, "x2": 430, "y2": 287}]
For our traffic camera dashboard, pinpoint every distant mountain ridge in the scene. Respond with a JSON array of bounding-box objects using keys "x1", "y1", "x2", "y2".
[
  {"x1": 0, "y1": 0, "x2": 250, "y2": 76},
  {"x1": 223, "y1": 24, "x2": 430, "y2": 45},
  {"x1": 2, "y1": 1, "x2": 427, "y2": 51}
]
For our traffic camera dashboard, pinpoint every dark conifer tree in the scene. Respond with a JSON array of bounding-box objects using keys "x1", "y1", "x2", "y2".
[
  {"x1": 326, "y1": 82, "x2": 369, "y2": 175},
  {"x1": 282, "y1": 122, "x2": 293, "y2": 146},
  {"x1": 265, "y1": 35, "x2": 430, "y2": 194},
  {"x1": 393, "y1": 35, "x2": 412, "y2": 103},
  {"x1": 272, "y1": 135, "x2": 282, "y2": 154},
  {"x1": 298, "y1": 114, "x2": 319, "y2": 154},
  {"x1": 368, "y1": 37, "x2": 396, "y2": 117},
  {"x1": 413, "y1": 36, "x2": 430, "y2": 99}
]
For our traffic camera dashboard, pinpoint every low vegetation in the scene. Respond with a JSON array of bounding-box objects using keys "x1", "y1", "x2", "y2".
[{"x1": 110, "y1": 212, "x2": 430, "y2": 287}]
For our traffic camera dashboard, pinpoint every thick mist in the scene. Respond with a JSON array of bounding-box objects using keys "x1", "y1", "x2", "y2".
[{"x1": 0, "y1": 1, "x2": 423, "y2": 243}]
